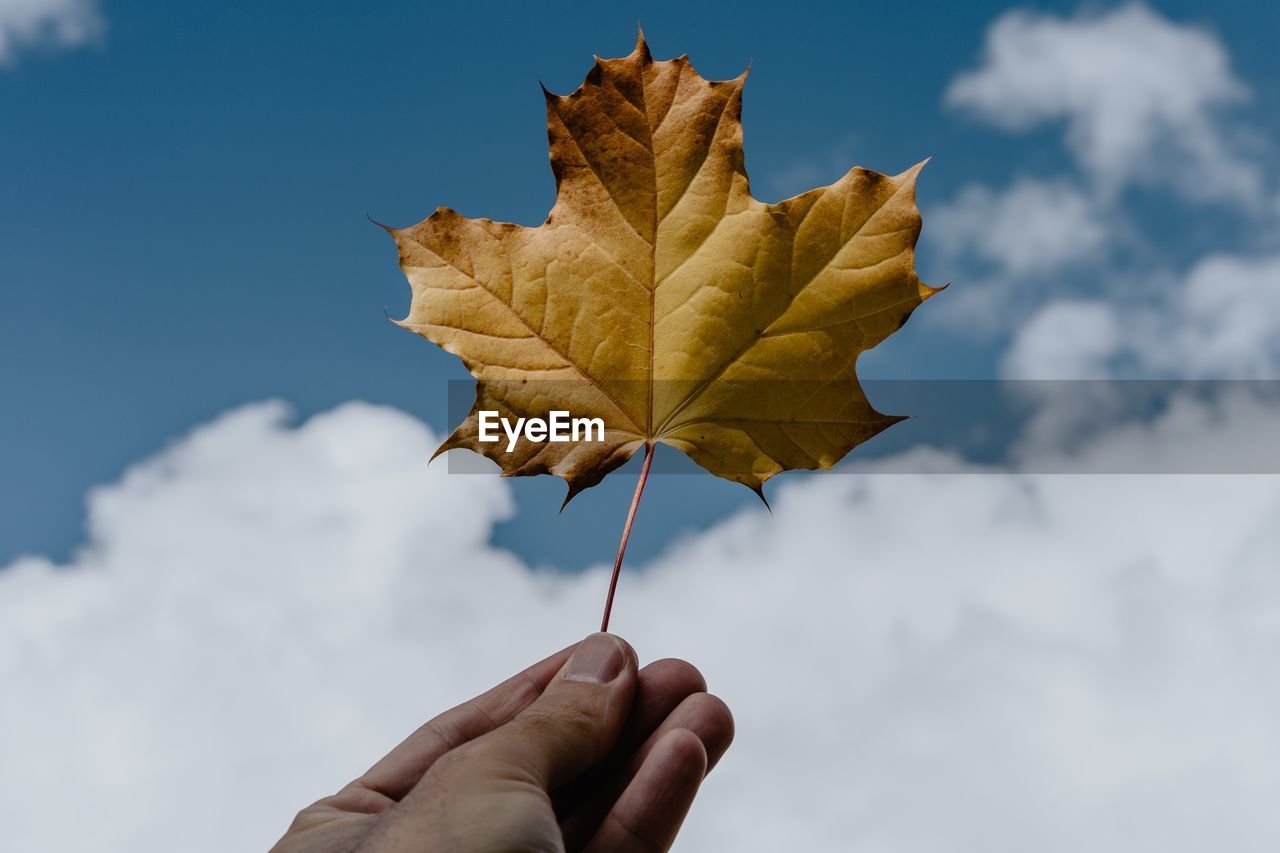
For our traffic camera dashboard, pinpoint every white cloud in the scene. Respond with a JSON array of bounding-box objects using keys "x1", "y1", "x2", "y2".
[
  {"x1": 5, "y1": 399, "x2": 1280, "y2": 851},
  {"x1": 930, "y1": 177, "x2": 1109, "y2": 278},
  {"x1": 0, "y1": 0, "x2": 101, "y2": 64},
  {"x1": 946, "y1": 4, "x2": 1262, "y2": 205},
  {"x1": 1135, "y1": 253, "x2": 1280, "y2": 378},
  {"x1": 1004, "y1": 252, "x2": 1280, "y2": 380},
  {"x1": 1014, "y1": 388, "x2": 1280, "y2": 475},
  {"x1": 924, "y1": 177, "x2": 1114, "y2": 332},
  {"x1": 1001, "y1": 300, "x2": 1121, "y2": 379},
  {"x1": 934, "y1": 5, "x2": 1279, "y2": 369}
]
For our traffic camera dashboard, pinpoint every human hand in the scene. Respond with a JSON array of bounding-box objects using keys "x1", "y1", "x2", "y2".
[{"x1": 272, "y1": 633, "x2": 734, "y2": 852}]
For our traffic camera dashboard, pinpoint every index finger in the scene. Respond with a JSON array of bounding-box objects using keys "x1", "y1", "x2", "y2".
[{"x1": 358, "y1": 643, "x2": 577, "y2": 800}]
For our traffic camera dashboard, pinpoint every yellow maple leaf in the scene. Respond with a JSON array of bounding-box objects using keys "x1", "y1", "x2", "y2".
[{"x1": 390, "y1": 33, "x2": 937, "y2": 504}]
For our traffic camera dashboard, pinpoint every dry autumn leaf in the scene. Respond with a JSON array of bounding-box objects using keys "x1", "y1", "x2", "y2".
[{"x1": 387, "y1": 32, "x2": 938, "y2": 626}]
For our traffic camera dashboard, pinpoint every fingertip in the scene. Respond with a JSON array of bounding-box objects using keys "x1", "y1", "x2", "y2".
[
  {"x1": 637, "y1": 691, "x2": 735, "y2": 775},
  {"x1": 647, "y1": 658, "x2": 707, "y2": 691},
  {"x1": 613, "y1": 634, "x2": 640, "y2": 675},
  {"x1": 601, "y1": 632, "x2": 641, "y2": 672},
  {"x1": 563, "y1": 633, "x2": 636, "y2": 685},
  {"x1": 658, "y1": 727, "x2": 709, "y2": 778},
  {"x1": 636, "y1": 658, "x2": 707, "y2": 706},
  {"x1": 695, "y1": 693, "x2": 735, "y2": 772}
]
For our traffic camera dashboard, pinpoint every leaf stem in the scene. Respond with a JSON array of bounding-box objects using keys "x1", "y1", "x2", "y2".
[{"x1": 600, "y1": 443, "x2": 654, "y2": 633}]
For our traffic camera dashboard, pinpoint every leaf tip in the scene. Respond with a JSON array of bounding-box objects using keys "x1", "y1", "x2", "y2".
[
  {"x1": 901, "y1": 159, "x2": 931, "y2": 185},
  {"x1": 758, "y1": 494, "x2": 773, "y2": 514},
  {"x1": 539, "y1": 79, "x2": 567, "y2": 105},
  {"x1": 634, "y1": 23, "x2": 651, "y2": 60},
  {"x1": 559, "y1": 481, "x2": 587, "y2": 513},
  {"x1": 921, "y1": 281, "x2": 949, "y2": 300},
  {"x1": 431, "y1": 424, "x2": 475, "y2": 466},
  {"x1": 750, "y1": 482, "x2": 772, "y2": 513}
]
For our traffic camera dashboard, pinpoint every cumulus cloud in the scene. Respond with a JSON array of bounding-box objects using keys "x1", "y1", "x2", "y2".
[
  {"x1": 1004, "y1": 251, "x2": 1280, "y2": 380},
  {"x1": 924, "y1": 178, "x2": 1114, "y2": 331},
  {"x1": 0, "y1": 0, "x2": 101, "y2": 65},
  {"x1": 1012, "y1": 387, "x2": 1280, "y2": 475},
  {"x1": 1001, "y1": 300, "x2": 1121, "y2": 379},
  {"x1": 4, "y1": 399, "x2": 1280, "y2": 852},
  {"x1": 933, "y1": 4, "x2": 1280, "y2": 367},
  {"x1": 930, "y1": 178, "x2": 1109, "y2": 278},
  {"x1": 1133, "y1": 253, "x2": 1280, "y2": 377},
  {"x1": 946, "y1": 4, "x2": 1262, "y2": 205}
]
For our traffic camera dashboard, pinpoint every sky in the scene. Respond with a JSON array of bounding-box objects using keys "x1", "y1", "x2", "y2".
[
  {"x1": 5, "y1": 0, "x2": 1279, "y2": 570},
  {"x1": 3, "y1": 1, "x2": 1280, "y2": 850}
]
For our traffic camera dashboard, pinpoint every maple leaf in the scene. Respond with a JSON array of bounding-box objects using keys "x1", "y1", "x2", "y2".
[{"x1": 390, "y1": 32, "x2": 937, "y2": 502}]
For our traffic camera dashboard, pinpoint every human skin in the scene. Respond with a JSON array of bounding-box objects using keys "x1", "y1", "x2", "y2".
[{"x1": 272, "y1": 633, "x2": 735, "y2": 852}]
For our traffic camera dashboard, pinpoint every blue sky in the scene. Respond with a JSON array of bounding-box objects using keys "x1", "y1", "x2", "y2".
[{"x1": 4, "y1": 0, "x2": 1279, "y2": 569}]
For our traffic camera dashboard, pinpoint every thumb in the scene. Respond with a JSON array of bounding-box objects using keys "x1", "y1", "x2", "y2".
[{"x1": 470, "y1": 632, "x2": 638, "y2": 790}]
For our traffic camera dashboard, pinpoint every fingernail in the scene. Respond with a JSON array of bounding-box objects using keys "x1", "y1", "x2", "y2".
[{"x1": 564, "y1": 633, "x2": 626, "y2": 684}]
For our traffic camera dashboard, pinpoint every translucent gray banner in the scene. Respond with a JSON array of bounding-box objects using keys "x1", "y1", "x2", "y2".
[{"x1": 440, "y1": 379, "x2": 1280, "y2": 475}]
